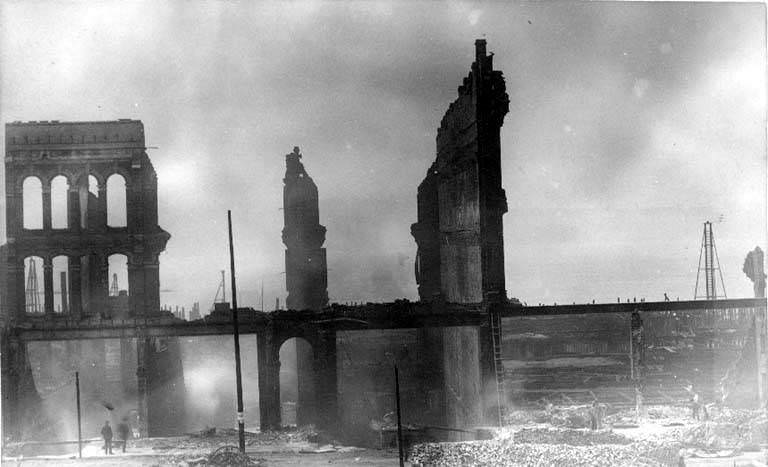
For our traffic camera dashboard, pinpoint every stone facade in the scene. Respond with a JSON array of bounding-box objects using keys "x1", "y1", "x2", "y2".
[
  {"x1": 282, "y1": 146, "x2": 328, "y2": 311},
  {"x1": 281, "y1": 146, "x2": 329, "y2": 426},
  {"x1": 1, "y1": 120, "x2": 183, "y2": 438},
  {"x1": 411, "y1": 40, "x2": 510, "y2": 429},
  {"x1": 412, "y1": 39, "x2": 509, "y2": 304}
]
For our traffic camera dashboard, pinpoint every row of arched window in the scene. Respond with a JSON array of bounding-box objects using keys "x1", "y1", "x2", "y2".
[
  {"x1": 21, "y1": 174, "x2": 127, "y2": 229},
  {"x1": 22, "y1": 254, "x2": 129, "y2": 314}
]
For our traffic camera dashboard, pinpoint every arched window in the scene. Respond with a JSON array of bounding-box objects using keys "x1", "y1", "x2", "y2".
[
  {"x1": 22, "y1": 176, "x2": 43, "y2": 229},
  {"x1": 79, "y1": 175, "x2": 101, "y2": 229},
  {"x1": 50, "y1": 176, "x2": 69, "y2": 229},
  {"x1": 23, "y1": 256, "x2": 45, "y2": 313},
  {"x1": 52, "y1": 255, "x2": 69, "y2": 313},
  {"x1": 106, "y1": 174, "x2": 127, "y2": 227},
  {"x1": 108, "y1": 254, "x2": 129, "y2": 296}
]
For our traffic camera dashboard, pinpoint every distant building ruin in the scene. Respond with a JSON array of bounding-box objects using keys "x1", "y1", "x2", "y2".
[
  {"x1": 411, "y1": 39, "x2": 510, "y2": 428},
  {"x1": 412, "y1": 39, "x2": 509, "y2": 304},
  {"x1": 282, "y1": 146, "x2": 328, "y2": 311},
  {"x1": 281, "y1": 146, "x2": 328, "y2": 426},
  {"x1": 1, "y1": 120, "x2": 184, "y2": 438}
]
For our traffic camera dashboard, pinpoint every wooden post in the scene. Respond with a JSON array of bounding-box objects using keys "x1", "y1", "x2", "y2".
[
  {"x1": 228, "y1": 210, "x2": 246, "y2": 453},
  {"x1": 395, "y1": 365, "x2": 404, "y2": 467},
  {"x1": 75, "y1": 372, "x2": 82, "y2": 459}
]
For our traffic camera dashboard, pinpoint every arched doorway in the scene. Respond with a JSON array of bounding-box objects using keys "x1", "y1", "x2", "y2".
[{"x1": 278, "y1": 337, "x2": 315, "y2": 427}]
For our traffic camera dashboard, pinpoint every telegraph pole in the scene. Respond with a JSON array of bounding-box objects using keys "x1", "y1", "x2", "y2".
[
  {"x1": 75, "y1": 372, "x2": 82, "y2": 459},
  {"x1": 228, "y1": 210, "x2": 246, "y2": 452},
  {"x1": 394, "y1": 365, "x2": 404, "y2": 467}
]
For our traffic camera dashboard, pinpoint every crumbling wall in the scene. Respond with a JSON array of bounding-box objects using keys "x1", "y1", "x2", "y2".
[
  {"x1": 411, "y1": 39, "x2": 509, "y2": 430},
  {"x1": 1, "y1": 120, "x2": 184, "y2": 438}
]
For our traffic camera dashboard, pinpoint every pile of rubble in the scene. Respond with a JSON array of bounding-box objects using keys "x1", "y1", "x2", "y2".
[
  {"x1": 408, "y1": 439, "x2": 681, "y2": 466},
  {"x1": 682, "y1": 413, "x2": 767, "y2": 451},
  {"x1": 512, "y1": 427, "x2": 632, "y2": 446}
]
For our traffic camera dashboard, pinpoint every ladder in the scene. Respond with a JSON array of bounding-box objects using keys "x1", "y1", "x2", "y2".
[{"x1": 489, "y1": 307, "x2": 505, "y2": 426}]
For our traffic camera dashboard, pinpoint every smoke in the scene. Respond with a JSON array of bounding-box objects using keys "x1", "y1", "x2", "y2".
[{"x1": 180, "y1": 335, "x2": 260, "y2": 431}]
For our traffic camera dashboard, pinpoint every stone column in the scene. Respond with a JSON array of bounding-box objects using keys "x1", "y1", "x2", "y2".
[
  {"x1": 128, "y1": 255, "x2": 144, "y2": 317},
  {"x1": 42, "y1": 184, "x2": 52, "y2": 231},
  {"x1": 143, "y1": 256, "x2": 160, "y2": 315},
  {"x1": 90, "y1": 254, "x2": 109, "y2": 318},
  {"x1": 68, "y1": 185, "x2": 81, "y2": 232},
  {"x1": 69, "y1": 256, "x2": 82, "y2": 319},
  {"x1": 313, "y1": 330, "x2": 338, "y2": 435},
  {"x1": 136, "y1": 337, "x2": 149, "y2": 438},
  {"x1": 6, "y1": 188, "x2": 23, "y2": 238},
  {"x1": 97, "y1": 183, "x2": 107, "y2": 229},
  {"x1": 128, "y1": 254, "x2": 159, "y2": 317},
  {"x1": 43, "y1": 256, "x2": 54, "y2": 314},
  {"x1": 258, "y1": 330, "x2": 281, "y2": 431},
  {"x1": 127, "y1": 180, "x2": 145, "y2": 232},
  {"x1": 11, "y1": 257, "x2": 26, "y2": 319}
]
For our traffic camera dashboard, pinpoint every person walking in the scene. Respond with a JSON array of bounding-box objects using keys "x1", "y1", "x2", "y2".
[
  {"x1": 101, "y1": 420, "x2": 113, "y2": 455},
  {"x1": 117, "y1": 418, "x2": 130, "y2": 453}
]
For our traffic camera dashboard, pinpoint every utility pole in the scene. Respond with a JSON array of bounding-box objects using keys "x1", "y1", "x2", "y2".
[
  {"x1": 75, "y1": 372, "x2": 82, "y2": 459},
  {"x1": 394, "y1": 365, "x2": 404, "y2": 467},
  {"x1": 228, "y1": 211, "x2": 246, "y2": 453}
]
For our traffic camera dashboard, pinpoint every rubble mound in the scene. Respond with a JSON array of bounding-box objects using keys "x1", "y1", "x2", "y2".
[
  {"x1": 513, "y1": 428, "x2": 632, "y2": 446},
  {"x1": 408, "y1": 439, "x2": 682, "y2": 466},
  {"x1": 207, "y1": 445, "x2": 258, "y2": 466},
  {"x1": 682, "y1": 413, "x2": 768, "y2": 451}
]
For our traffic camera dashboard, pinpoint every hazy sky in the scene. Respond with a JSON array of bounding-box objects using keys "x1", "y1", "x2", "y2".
[{"x1": 1, "y1": 1, "x2": 765, "y2": 310}]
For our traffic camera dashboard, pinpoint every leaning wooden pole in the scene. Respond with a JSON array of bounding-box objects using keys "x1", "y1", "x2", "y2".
[
  {"x1": 228, "y1": 210, "x2": 246, "y2": 453},
  {"x1": 75, "y1": 371, "x2": 82, "y2": 459}
]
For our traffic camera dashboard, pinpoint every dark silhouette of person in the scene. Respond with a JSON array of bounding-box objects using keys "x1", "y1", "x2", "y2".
[
  {"x1": 101, "y1": 420, "x2": 113, "y2": 455},
  {"x1": 117, "y1": 418, "x2": 130, "y2": 453}
]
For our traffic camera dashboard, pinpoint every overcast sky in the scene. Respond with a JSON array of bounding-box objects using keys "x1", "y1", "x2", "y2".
[{"x1": 1, "y1": 1, "x2": 765, "y2": 310}]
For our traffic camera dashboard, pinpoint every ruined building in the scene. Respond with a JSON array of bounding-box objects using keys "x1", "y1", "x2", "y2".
[
  {"x1": 281, "y1": 146, "x2": 328, "y2": 425},
  {"x1": 410, "y1": 39, "x2": 510, "y2": 428},
  {"x1": 283, "y1": 146, "x2": 328, "y2": 311},
  {"x1": 412, "y1": 39, "x2": 509, "y2": 304},
  {"x1": 1, "y1": 120, "x2": 184, "y2": 438}
]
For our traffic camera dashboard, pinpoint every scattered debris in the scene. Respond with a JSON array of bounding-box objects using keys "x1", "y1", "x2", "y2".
[{"x1": 207, "y1": 445, "x2": 257, "y2": 466}]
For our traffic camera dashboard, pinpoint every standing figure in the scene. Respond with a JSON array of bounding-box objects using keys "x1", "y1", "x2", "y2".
[
  {"x1": 101, "y1": 420, "x2": 113, "y2": 455},
  {"x1": 589, "y1": 400, "x2": 601, "y2": 430},
  {"x1": 690, "y1": 391, "x2": 701, "y2": 421},
  {"x1": 117, "y1": 418, "x2": 131, "y2": 453},
  {"x1": 635, "y1": 387, "x2": 645, "y2": 423}
]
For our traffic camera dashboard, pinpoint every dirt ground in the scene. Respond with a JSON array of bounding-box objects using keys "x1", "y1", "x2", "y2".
[
  {"x1": 1, "y1": 429, "x2": 405, "y2": 467},
  {"x1": 3, "y1": 407, "x2": 767, "y2": 466}
]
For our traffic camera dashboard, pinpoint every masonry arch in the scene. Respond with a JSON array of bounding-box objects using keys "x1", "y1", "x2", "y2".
[
  {"x1": 22, "y1": 176, "x2": 43, "y2": 229},
  {"x1": 278, "y1": 336, "x2": 316, "y2": 427},
  {"x1": 50, "y1": 175, "x2": 69, "y2": 229},
  {"x1": 106, "y1": 174, "x2": 127, "y2": 227}
]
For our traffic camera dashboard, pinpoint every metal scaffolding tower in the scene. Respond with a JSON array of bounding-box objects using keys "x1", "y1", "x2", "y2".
[
  {"x1": 694, "y1": 221, "x2": 727, "y2": 300},
  {"x1": 109, "y1": 273, "x2": 119, "y2": 297},
  {"x1": 25, "y1": 257, "x2": 41, "y2": 313}
]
